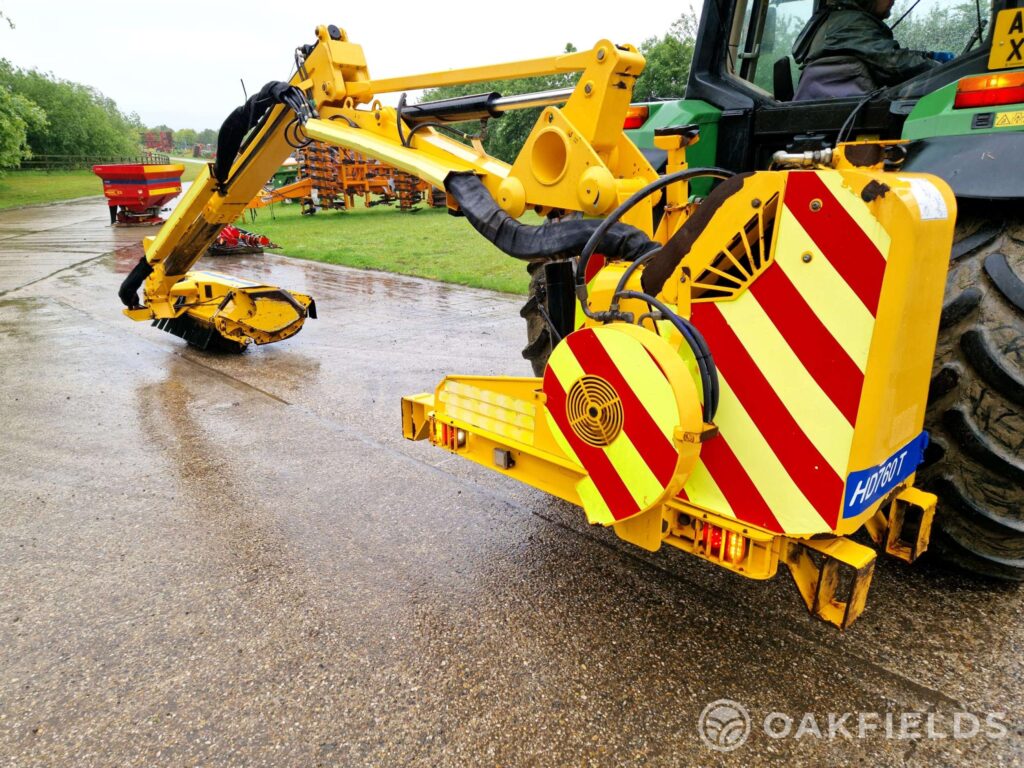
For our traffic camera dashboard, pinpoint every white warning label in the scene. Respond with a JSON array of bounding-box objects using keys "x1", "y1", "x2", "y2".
[{"x1": 905, "y1": 178, "x2": 949, "y2": 221}]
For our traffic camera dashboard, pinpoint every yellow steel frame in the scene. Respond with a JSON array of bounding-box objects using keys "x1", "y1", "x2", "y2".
[
  {"x1": 127, "y1": 25, "x2": 659, "y2": 347},
  {"x1": 395, "y1": 155, "x2": 952, "y2": 628}
]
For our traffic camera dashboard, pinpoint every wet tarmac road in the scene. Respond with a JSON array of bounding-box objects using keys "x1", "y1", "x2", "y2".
[{"x1": 0, "y1": 198, "x2": 1022, "y2": 767}]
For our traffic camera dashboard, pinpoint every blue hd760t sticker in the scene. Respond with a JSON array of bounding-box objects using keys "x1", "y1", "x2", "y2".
[{"x1": 843, "y1": 432, "x2": 930, "y2": 519}]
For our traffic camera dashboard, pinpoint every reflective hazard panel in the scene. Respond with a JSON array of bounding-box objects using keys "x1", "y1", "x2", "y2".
[
  {"x1": 542, "y1": 325, "x2": 704, "y2": 526},
  {"x1": 990, "y1": 8, "x2": 1024, "y2": 71},
  {"x1": 842, "y1": 432, "x2": 929, "y2": 519}
]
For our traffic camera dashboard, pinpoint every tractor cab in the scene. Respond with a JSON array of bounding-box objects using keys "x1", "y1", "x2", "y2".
[
  {"x1": 723, "y1": 0, "x2": 980, "y2": 102},
  {"x1": 632, "y1": 0, "x2": 1024, "y2": 196}
]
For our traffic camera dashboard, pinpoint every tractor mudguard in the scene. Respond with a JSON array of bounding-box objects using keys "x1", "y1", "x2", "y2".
[{"x1": 902, "y1": 133, "x2": 1024, "y2": 200}]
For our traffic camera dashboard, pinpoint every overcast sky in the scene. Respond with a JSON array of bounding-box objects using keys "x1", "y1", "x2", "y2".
[{"x1": 1, "y1": 1, "x2": 696, "y2": 130}]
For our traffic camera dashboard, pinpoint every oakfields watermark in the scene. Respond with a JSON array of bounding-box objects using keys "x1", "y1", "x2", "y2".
[
  {"x1": 697, "y1": 699, "x2": 1009, "y2": 752},
  {"x1": 698, "y1": 700, "x2": 751, "y2": 752}
]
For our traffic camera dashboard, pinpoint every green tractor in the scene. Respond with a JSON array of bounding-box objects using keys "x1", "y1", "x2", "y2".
[{"x1": 523, "y1": 0, "x2": 1024, "y2": 580}]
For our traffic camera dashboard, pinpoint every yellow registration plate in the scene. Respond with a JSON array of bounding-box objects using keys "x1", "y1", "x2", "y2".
[
  {"x1": 990, "y1": 8, "x2": 1024, "y2": 70},
  {"x1": 995, "y1": 110, "x2": 1024, "y2": 128}
]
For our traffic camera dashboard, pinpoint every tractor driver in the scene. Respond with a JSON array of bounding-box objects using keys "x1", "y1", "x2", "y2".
[{"x1": 792, "y1": 0, "x2": 944, "y2": 100}]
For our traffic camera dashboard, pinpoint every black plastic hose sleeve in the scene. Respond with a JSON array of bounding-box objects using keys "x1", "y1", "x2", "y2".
[
  {"x1": 214, "y1": 81, "x2": 310, "y2": 184},
  {"x1": 639, "y1": 172, "x2": 750, "y2": 298},
  {"x1": 443, "y1": 172, "x2": 657, "y2": 263},
  {"x1": 118, "y1": 255, "x2": 154, "y2": 309}
]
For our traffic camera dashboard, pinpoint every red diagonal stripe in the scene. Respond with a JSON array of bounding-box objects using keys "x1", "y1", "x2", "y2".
[
  {"x1": 691, "y1": 302, "x2": 844, "y2": 528},
  {"x1": 566, "y1": 329, "x2": 677, "y2": 486},
  {"x1": 750, "y1": 263, "x2": 864, "y2": 425},
  {"x1": 697, "y1": 440, "x2": 784, "y2": 533},
  {"x1": 783, "y1": 172, "x2": 886, "y2": 316},
  {"x1": 544, "y1": 364, "x2": 639, "y2": 521},
  {"x1": 584, "y1": 253, "x2": 607, "y2": 284}
]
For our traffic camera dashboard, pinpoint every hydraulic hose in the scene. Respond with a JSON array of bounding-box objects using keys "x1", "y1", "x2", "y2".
[
  {"x1": 618, "y1": 289, "x2": 720, "y2": 423},
  {"x1": 575, "y1": 167, "x2": 734, "y2": 297},
  {"x1": 443, "y1": 173, "x2": 656, "y2": 262},
  {"x1": 575, "y1": 166, "x2": 735, "y2": 423},
  {"x1": 118, "y1": 256, "x2": 154, "y2": 309},
  {"x1": 214, "y1": 81, "x2": 311, "y2": 184}
]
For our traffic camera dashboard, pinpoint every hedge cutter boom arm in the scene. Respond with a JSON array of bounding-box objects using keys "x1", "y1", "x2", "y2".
[{"x1": 119, "y1": 25, "x2": 659, "y2": 349}]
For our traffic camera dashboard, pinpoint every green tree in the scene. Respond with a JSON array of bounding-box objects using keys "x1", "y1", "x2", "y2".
[
  {"x1": 632, "y1": 35, "x2": 693, "y2": 101},
  {"x1": 197, "y1": 128, "x2": 218, "y2": 145},
  {"x1": 0, "y1": 60, "x2": 140, "y2": 156},
  {"x1": 632, "y1": 10, "x2": 699, "y2": 101},
  {"x1": 891, "y1": 1, "x2": 981, "y2": 56},
  {"x1": 0, "y1": 83, "x2": 45, "y2": 169},
  {"x1": 175, "y1": 127, "x2": 198, "y2": 150}
]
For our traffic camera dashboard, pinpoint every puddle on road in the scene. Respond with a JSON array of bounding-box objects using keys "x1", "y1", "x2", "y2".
[{"x1": 112, "y1": 243, "x2": 145, "y2": 273}]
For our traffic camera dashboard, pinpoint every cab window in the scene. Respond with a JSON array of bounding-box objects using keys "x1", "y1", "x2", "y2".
[
  {"x1": 727, "y1": 0, "x2": 982, "y2": 100},
  {"x1": 885, "y1": 0, "x2": 985, "y2": 56},
  {"x1": 730, "y1": 0, "x2": 816, "y2": 94}
]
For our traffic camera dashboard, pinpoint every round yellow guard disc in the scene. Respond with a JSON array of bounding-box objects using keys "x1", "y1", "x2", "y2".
[{"x1": 542, "y1": 323, "x2": 705, "y2": 526}]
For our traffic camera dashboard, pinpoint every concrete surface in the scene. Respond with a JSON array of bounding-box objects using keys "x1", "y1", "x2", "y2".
[{"x1": 0, "y1": 198, "x2": 1022, "y2": 767}]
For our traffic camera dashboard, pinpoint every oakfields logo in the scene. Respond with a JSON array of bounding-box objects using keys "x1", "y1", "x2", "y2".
[
  {"x1": 698, "y1": 699, "x2": 751, "y2": 752},
  {"x1": 698, "y1": 700, "x2": 1009, "y2": 751}
]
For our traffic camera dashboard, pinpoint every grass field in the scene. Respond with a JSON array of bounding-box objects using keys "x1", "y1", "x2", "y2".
[
  {"x1": 241, "y1": 202, "x2": 533, "y2": 295},
  {"x1": 0, "y1": 164, "x2": 532, "y2": 294},
  {"x1": 0, "y1": 170, "x2": 103, "y2": 209},
  {"x1": 169, "y1": 158, "x2": 207, "y2": 181},
  {"x1": 0, "y1": 161, "x2": 204, "y2": 210}
]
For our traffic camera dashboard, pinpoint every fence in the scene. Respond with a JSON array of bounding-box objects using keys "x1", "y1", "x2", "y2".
[{"x1": 18, "y1": 153, "x2": 171, "y2": 171}]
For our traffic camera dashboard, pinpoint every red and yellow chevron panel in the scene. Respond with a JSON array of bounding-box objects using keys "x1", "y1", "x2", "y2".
[
  {"x1": 680, "y1": 170, "x2": 894, "y2": 536},
  {"x1": 542, "y1": 324, "x2": 703, "y2": 527}
]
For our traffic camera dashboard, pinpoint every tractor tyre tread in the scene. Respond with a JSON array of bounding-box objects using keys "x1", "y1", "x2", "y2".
[
  {"x1": 521, "y1": 263, "x2": 553, "y2": 377},
  {"x1": 921, "y1": 217, "x2": 1024, "y2": 581}
]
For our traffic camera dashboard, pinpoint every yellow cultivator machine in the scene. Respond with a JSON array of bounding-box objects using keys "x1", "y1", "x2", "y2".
[{"x1": 121, "y1": 24, "x2": 961, "y2": 626}]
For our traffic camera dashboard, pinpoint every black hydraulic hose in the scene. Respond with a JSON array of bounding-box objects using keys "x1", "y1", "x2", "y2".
[
  {"x1": 612, "y1": 248, "x2": 661, "y2": 301},
  {"x1": 405, "y1": 120, "x2": 465, "y2": 146},
  {"x1": 607, "y1": 245, "x2": 722, "y2": 420},
  {"x1": 329, "y1": 114, "x2": 360, "y2": 128},
  {"x1": 443, "y1": 172, "x2": 656, "y2": 262},
  {"x1": 576, "y1": 166, "x2": 734, "y2": 298},
  {"x1": 396, "y1": 93, "x2": 409, "y2": 147},
  {"x1": 214, "y1": 81, "x2": 312, "y2": 185},
  {"x1": 618, "y1": 290, "x2": 720, "y2": 423},
  {"x1": 118, "y1": 255, "x2": 154, "y2": 309},
  {"x1": 837, "y1": 88, "x2": 884, "y2": 146},
  {"x1": 576, "y1": 166, "x2": 734, "y2": 423}
]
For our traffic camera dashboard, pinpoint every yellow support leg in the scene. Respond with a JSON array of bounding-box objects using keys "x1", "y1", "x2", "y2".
[
  {"x1": 866, "y1": 486, "x2": 937, "y2": 564},
  {"x1": 783, "y1": 537, "x2": 877, "y2": 629}
]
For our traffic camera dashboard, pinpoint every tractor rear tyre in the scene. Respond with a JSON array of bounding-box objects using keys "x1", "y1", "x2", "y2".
[
  {"x1": 520, "y1": 262, "x2": 555, "y2": 377},
  {"x1": 921, "y1": 216, "x2": 1024, "y2": 580},
  {"x1": 518, "y1": 217, "x2": 1024, "y2": 580}
]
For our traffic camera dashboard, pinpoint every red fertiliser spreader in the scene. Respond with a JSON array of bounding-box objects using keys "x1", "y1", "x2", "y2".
[{"x1": 92, "y1": 162, "x2": 185, "y2": 226}]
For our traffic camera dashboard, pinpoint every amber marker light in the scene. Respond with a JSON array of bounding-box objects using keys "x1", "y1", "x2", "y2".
[
  {"x1": 954, "y1": 72, "x2": 1024, "y2": 108},
  {"x1": 623, "y1": 105, "x2": 650, "y2": 129}
]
